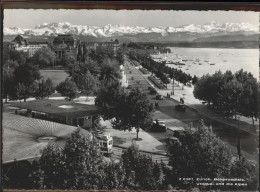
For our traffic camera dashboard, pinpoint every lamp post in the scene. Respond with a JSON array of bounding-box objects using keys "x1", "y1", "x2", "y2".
[
  {"x1": 237, "y1": 115, "x2": 241, "y2": 159},
  {"x1": 173, "y1": 77, "x2": 175, "y2": 93}
]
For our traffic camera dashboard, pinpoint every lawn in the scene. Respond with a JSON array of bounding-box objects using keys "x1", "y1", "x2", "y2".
[{"x1": 40, "y1": 70, "x2": 70, "y2": 87}]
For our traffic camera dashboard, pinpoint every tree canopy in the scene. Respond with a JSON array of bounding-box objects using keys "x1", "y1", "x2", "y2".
[
  {"x1": 99, "y1": 60, "x2": 121, "y2": 84},
  {"x1": 28, "y1": 129, "x2": 167, "y2": 190},
  {"x1": 32, "y1": 47, "x2": 56, "y2": 68},
  {"x1": 193, "y1": 70, "x2": 259, "y2": 124},
  {"x1": 12, "y1": 62, "x2": 40, "y2": 101},
  {"x1": 167, "y1": 120, "x2": 258, "y2": 190},
  {"x1": 56, "y1": 78, "x2": 79, "y2": 100},
  {"x1": 34, "y1": 78, "x2": 55, "y2": 99},
  {"x1": 108, "y1": 88, "x2": 153, "y2": 139}
]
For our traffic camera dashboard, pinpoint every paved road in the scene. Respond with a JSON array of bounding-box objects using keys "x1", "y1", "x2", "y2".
[
  {"x1": 124, "y1": 58, "x2": 203, "y2": 124},
  {"x1": 110, "y1": 146, "x2": 170, "y2": 165}
]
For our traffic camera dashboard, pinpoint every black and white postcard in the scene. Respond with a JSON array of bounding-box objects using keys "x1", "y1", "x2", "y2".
[{"x1": 1, "y1": 2, "x2": 259, "y2": 191}]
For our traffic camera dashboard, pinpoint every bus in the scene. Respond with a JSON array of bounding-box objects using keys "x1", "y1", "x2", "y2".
[{"x1": 93, "y1": 130, "x2": 113, "y2": 155}]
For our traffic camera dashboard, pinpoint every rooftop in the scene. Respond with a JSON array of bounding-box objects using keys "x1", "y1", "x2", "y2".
[{"x1": 2, "y1": 113, "x2": 91, "y2": 164}]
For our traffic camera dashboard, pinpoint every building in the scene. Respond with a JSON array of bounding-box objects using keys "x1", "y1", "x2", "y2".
[
  {"x1": 12, "y1": 35, "x2": 28, "y2": 47},
  {"x1": 2, "y1": 113, "x2": 92, "y2": 164},
  {"x1": 10, "y1": 35, "x2": 48, "y2": 57},
  {"x1": 26, "y1": 40, "x2": 49, "y2": 57},
  {"x1": 14, "y1": 99, "x2": 101, "y2": 129},
  {"x1": 81, "y1": 39, "x2": 120, "y2": 56},
  {"x1": 97, "y1": 39, "x2": 120, "y2": 56},
  {"x1": 52, "y1": 34, "x2": 78, "y2": 59}
]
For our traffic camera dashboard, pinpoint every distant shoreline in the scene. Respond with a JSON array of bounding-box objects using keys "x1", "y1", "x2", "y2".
[{"x1": 160, "y1": 41, "x2": 259, "y2": 49}]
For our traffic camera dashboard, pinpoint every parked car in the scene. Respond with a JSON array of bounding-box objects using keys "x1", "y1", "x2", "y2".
[
  {"x1": 166, "y1": 136, "x2": 180, "y2": 148},
  {"x1": 150, "y1": 88, "x2": 157, "y2": 95},
  {"x1": 147, "y1": 86, "x2": 153, "y2": 90},
  {"x1": 150, "y1": 119, "x2": 167, "y2": 132},
  {"x1": 173, "y1": 130, "x2": 186, "y2": 138},
  {"x1": 175, "y1": 104, "x2": 186, "y2": 112},
  {"x1": 166, "y1": 130, "x2": 186, "y2": 151},
  {"x1": 155, "y1": 95, "x2": 164, "y2": 100}
]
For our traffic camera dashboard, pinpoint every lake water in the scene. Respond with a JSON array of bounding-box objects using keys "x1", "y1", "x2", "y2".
[{"x1": 152, "y1": 47, "x2": 259, "y2": 80}]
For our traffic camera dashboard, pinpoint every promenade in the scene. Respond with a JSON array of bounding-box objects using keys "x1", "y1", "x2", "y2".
[
  {"x1": 123, "y1": 56, "x2": 258, "y2": 160},
  {"x1": 125, "y1": 57, "x2": 259, "y2": 136}
]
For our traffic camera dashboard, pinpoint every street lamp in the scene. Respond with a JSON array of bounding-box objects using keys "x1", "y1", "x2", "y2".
[
  {"x1": 173, "y1": 77, "x2": 175, "y2": 92},
  {"x1": 237, "y1": 115, "x2": 241, "y2": 160}
]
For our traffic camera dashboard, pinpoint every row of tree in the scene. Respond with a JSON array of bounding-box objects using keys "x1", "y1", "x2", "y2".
[
  {"x1": 193, "y1": 70, "x2": 259, "y2": 124},
  {"x1": 127, "y1": 50, "x2": 194, "y2": 86},
  {"x1": 3, "y1": 122, "x2": 258, "y2": 190}
]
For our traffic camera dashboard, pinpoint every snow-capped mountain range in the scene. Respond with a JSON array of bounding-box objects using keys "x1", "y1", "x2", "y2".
[{"x1": 4, "y1": 21, "x2": 258, "y2": 37}]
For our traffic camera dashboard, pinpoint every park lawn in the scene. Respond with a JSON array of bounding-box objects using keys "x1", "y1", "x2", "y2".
[{"x1": 40, "y1": 70, "x2": 70, "y2": 87}]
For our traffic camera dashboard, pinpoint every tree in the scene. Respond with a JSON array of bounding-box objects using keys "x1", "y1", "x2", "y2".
[
  {"x1": 2, "y1": 60, "x2": 19, "y2": 102},
  {"x1": 56, "y1": 78, "x2": 79, "y2": 100},
  {"x1": 168, "y1": 120, "x2": 232, "y2": 189},
  {"x1": 95, "y1": 80, "x2": 122, "y2": 108},
  {"x1": 3, "y1": 47, "x2": 27, "y2": 65},
  {"x1": 32, "y1": 47, "x2": 56, "y2": 68},
  {"x1": 193, "y1": 74, "x2": 212, "y2": 105},
  {"x1": 230, "y1": 157, "x2": 259, "y2": 190},
  {"x1": 31, "y1": 129, "x2": 105, "y2": 189},
  {"x1": 77, "y1": 70, "x2": 98, "y2": 97},
  {"x1": 83, "y1": 59, "x2": 101, "y2": 76},
  {"x1": 3, "y1": 160, "x2": 33, "y2": 189},
  {"x1": 13, "y1": 62, "x2": 40, "y2": 101},
  {"x1": 235, "y1": 70, "x2": 259, "y2": 126},
  {"x1": 60, "y1": 52, "x2": 76, "y2": 67},
  {"x1": 34, "y1": 78, "x2": 55, "y2": 99},
  {"x1": 218, "y1": 78, "x2": 243, "y2": 118},
  {"x1": 99, "y1": 60, "x2": 121, "y2": 84},
  {"x1": 110, "y1": 88, "x2": 153, "y2": 140},
  {"x1": 15, "y1": 83, "x2": 26, "y2": 102},
  {"x1": 102, "y1": 162, "x2": 130, "y2": 190},
  {"x1": 192, "y1": 75, "x2": 198, "y2": 85},
  {"x1": 121, "y1": 145, "x2": 167, "y2": 190}
]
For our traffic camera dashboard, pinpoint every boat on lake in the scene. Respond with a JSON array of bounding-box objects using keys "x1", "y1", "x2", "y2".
[{"x1": 174, "y1": 62, "x2": 186, "y2": 66}]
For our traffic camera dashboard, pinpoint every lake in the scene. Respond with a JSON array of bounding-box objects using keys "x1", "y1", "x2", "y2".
[{"x1": 152, "y1": 47, "x2": 259, "y2": 80}]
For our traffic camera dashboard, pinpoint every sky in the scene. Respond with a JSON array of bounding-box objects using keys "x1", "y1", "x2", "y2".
[{"x1": 4, "y1": 9, "x2": 259, "y2": 28}]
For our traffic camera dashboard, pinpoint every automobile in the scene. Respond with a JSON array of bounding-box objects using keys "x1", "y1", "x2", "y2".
[
  {"x1": 150, "y1": 119, "x2": 167, "y2": 132},
  {"x1": 172, "y1": 130, "x2": 186, "y2": 138},
  {"x1": 175, "y1": 104, "x2": 186, "y2": 112},
  {"x1": 166, "y1": 136, "x2": 180, "y2": 148},
  {"x1": 147, "y1": 86, "x2": 153, "y2": 90},
  {"x1": 155, "y1": 95, "x2": 164, "y2": 100},
  {"x1": 166, "y1": 130, "x2": 186, "y2": 151},
  {"x1": 150, "y1": 88, "x2": 157, "y2": 95}
]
